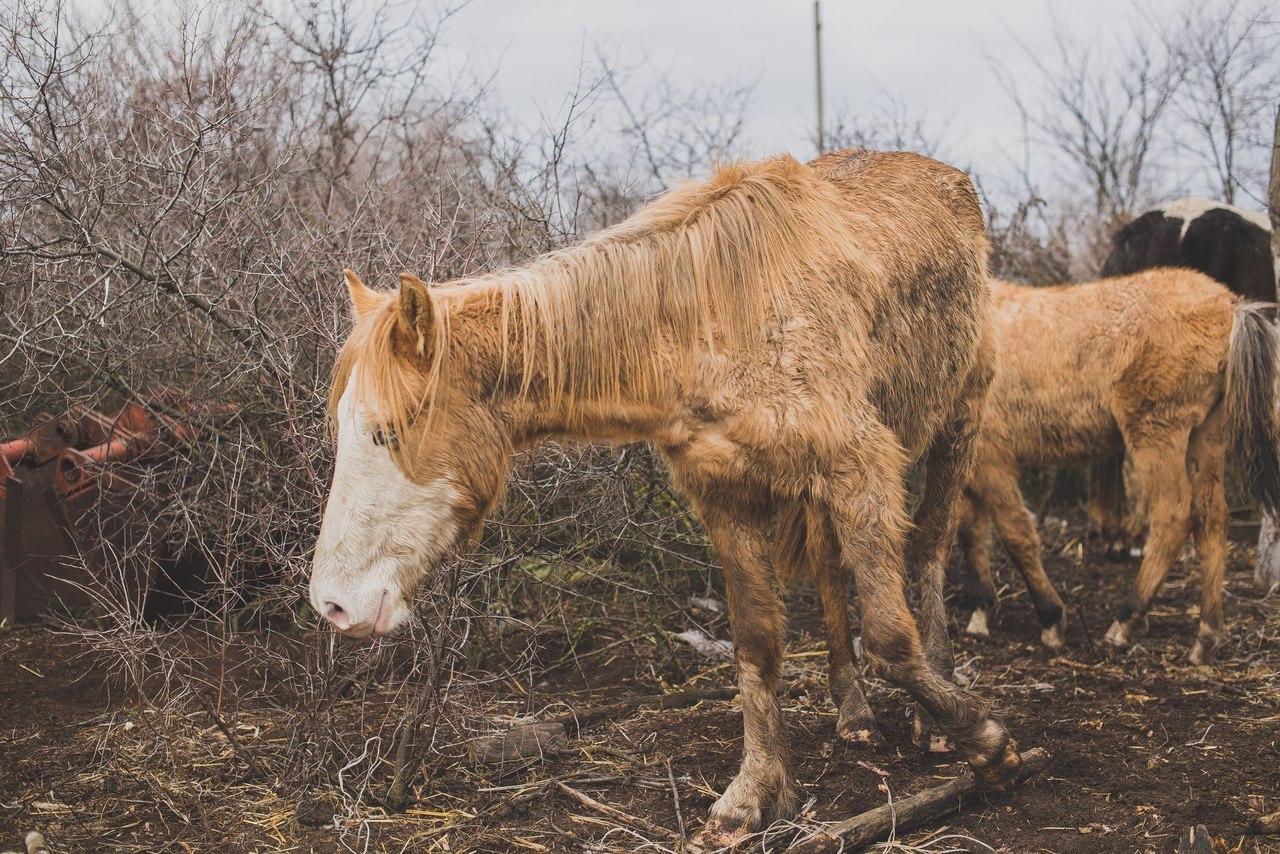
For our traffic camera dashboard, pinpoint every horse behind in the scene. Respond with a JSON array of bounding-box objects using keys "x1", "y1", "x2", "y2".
[
  {"x1": 959, "y1": 269, "x2": 1280, "y2": 664},
  {"x1": 310, "y1": 149, "x2": 1023, "y2": 844}
]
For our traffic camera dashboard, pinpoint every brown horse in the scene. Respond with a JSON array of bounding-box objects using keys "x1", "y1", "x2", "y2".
[
  {"x1": 310, "y1": 150, "x2": 1023, "y2": 844},
  {"x1": 958, "y1": 270, "x2": 1280, "y2": 665}
]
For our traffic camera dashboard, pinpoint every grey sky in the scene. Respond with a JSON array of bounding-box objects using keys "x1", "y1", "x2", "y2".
[{"x1": 437, "y1": 0, "x2": 1150, "y2": 192}]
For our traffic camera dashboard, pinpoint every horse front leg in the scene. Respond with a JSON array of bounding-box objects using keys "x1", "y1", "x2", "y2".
[{"x1": 690, "y1": 495, "x2": 799, "y2": 848}]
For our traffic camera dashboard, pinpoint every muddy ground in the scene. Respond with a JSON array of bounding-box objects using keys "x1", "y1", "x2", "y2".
[{"x1": 1, "y1": 516, "x2": 1278, "y2": 853}]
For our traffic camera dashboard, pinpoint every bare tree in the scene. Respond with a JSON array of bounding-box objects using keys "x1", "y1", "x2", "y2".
[
  {"x1": 993, "y1": 13, "x2": 1184, "y2": 227},
  {"x1": 597, "y1": 52, "x2": 756, "y2": 188},
  {"x1": 822, "y1": 90, "x2": 950, "y2": 159},
  {"x1": 1160, "y1": 0, "x2": 1279, "y2": 206}
]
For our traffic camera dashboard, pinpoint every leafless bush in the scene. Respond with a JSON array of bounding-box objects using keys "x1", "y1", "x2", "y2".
[
  {"x1": 823, "y1": 92, "x2": 950, "y2": 160},
  {"x1": 0, "y1": 0, "x2": 737, "y2": 841}
]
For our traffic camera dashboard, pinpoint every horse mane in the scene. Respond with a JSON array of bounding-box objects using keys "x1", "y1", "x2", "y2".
[{"x1": 331, "y1": 152, "x2": 854, "y2": 436}]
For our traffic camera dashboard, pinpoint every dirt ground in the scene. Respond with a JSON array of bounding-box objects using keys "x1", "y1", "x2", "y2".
[{"x1": 2, "y1": 515, "x2": 1279, "y2": 853}]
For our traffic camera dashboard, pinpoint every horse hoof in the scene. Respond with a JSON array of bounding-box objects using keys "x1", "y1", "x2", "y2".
[
  {"x1": 911, "y1": 710, "x2": 954, "y2": 753},
  {"x1": 973, "y1": 736, "x2": 1023, "y2": 792},
  {"x1": 965, "y1": 609, "x2": 991, "y2": 638},
  {"x1": 1103, "y1": 620, "x2": 1130, "y2": 647},
  {"x1": 1188, "y1": 639, "x2": 1217, "y2": 667},
  {"x1": 837, "y1": 719, "x2": 886, "y2": 747},
  {"x1": 697, "y1": 773, "x2": 799, "y2": 851},
  {"x1": 1040, "y1": 622, "x2": 1066, "y2": 651},
  {"x1": 691, "y1": 820, "x2": 749, "y2": 851}
]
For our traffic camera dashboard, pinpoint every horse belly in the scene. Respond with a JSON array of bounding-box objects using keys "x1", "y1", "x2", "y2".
[{"x1": 1006, "y1": 391, "x2": 1121, "y2": 466}]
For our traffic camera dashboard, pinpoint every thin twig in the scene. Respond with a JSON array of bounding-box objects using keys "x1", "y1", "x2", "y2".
[
  {"x1": 555, "y1": 781, "x2": 676, "y2": 841},
  {"x1": 666, "y1": 758, "x2": 686, "y2": 845}
]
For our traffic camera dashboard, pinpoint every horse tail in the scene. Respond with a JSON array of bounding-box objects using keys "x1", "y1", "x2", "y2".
[{"x1": 1225, "y1": 301, "x2": 1280, "y2": 517}]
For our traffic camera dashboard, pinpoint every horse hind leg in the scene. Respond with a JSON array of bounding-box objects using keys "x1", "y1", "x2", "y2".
[
  {"x1": 1088, "y1": 454, "x2": 1134, "y2": 558},
  {"x1": 972, "y1": 461, "x2": 1069, "y2": 650},
  {"x1": 958, "y1": 490, "x2": 996, "y2": 639},
  {"x1": 906, "y1": 398, "x2": 985, "y2": 751},
  {"x1": 1187, "y1": 410, "x2": 1228, "y2": 665},
  {"x1": 689, "y1": 493, "x2": 799, "y2": 847},
  {"x1": 778, "y1": 502, "x2": 883, "y2": 745},
  {"x1": 826, "y1": 433, "x2": 1022, "y2": 791},
  {"x1": 1104, "y1": 435, "x2": 1193, "y2": 649}
]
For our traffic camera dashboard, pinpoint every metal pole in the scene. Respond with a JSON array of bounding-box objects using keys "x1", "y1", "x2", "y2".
[{"x1": 814, "y1": 0, "x2": 825, "y2": 154}]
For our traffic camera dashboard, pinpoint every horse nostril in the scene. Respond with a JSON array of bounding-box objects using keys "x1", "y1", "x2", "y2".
[{"x1": 324, "y1": 601, "x2": 349, "y2": 628}]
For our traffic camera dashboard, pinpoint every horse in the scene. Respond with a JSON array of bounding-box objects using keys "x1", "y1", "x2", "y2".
[
  {"x1": 1092, "y1": 198, "x2": 1274, "y2": 557},
  {"x1": 957, "y1": 269, "x2": 1280, "y2": 665},
  {"x1": 1102, "y1": 198, "x2": 1272, "y2": 301},
  {"x1": 310, "y1": 149, "x2": 1023, "y2": 844}
]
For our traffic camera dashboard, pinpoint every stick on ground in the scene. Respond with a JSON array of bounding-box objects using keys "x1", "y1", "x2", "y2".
[
  {"x1": 789, "y1": 747, "x2": 1051, "y2": 854},
  {"x1": 556, "y1": 781, "x2": 676, "y2": 840}
]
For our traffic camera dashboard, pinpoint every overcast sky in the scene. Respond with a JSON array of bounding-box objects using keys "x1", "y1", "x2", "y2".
[
  {"x1": 436, "y1": 1, "x2": 1141, "y2": 185},
  {"x1": 71, "y1": 0, "x2": 1269, "y2": 205},
  {"x1": 429, "y1": 0, "x2": 1278, "y2": 207}
]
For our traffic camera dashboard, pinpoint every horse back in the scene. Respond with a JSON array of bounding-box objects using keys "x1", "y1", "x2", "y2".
[
  {"x1": 809, "y1": 150, "x2": 994, "y2": 454},
  {"x1": 987, "y1": 270, "x2": 1237, "y2": 463}
]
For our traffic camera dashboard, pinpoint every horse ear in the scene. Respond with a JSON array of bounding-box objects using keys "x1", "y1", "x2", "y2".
[
  {"x1": 396, "y1": 273, "x2": 435, "y2": 355},
  {"x1": 344, "y1": 269, "x2": 381, "y2": 319}
]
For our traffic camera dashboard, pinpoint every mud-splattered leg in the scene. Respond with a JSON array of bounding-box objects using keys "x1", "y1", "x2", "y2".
[
  {"x1": 787, "y1": 504, "x2": 884, "y2": 745},
  {"x1": 689, "y1": 494, "x2": 799, "y2": 847},
  {"x1": 958, "y1": 491, "x2": 996, "y2": 638},
  {"x1": 906, "y1": 400, "x2": 984, "y2": 751},
  {"x1": 970, "y1": 461, "x2": 1068, "y2": 650}
]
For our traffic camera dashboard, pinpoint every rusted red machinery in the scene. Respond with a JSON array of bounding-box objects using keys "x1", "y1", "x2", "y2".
[{"x1": 1, "y1": 397, "x2": 220, "y2": 622}]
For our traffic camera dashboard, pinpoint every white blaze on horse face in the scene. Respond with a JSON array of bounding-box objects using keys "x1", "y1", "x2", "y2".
[{"x1": 310, "y1": 373, "x2": 460, "y2": 638}]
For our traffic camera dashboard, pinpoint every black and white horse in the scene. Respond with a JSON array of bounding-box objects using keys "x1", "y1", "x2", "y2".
[{"x1": 1103, "y1": 197, "x2": 1272, "y2": 300}]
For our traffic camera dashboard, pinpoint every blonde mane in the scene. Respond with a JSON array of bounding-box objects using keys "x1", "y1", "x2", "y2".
[{"x1": 331, "y1": 153, "x2": 856, "y2": 436}]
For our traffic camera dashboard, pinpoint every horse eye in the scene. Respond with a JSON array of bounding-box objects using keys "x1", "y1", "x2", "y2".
[{"x1": 372, "y1": 427, "x2": 398, "y2": 449}]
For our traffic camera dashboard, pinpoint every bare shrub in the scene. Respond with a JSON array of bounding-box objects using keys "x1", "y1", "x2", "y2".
[{"x1": 0, "y1": 1, "x2": 739, "y2": 844}]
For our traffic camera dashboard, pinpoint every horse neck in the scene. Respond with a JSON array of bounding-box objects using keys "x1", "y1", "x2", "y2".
[{"x1": 440, "y1": 267, "x2": 681, "y2": 447}]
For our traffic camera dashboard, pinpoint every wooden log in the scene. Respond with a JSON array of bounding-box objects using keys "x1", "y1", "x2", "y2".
[
  {"x1": 552, "y1": 685, "x2": 742, "y2": 735},
  {"x1": 789, "y1": 747, "x2": 1051, "y2": 854},
  {"x1": 1258, "y1": 104, "x2": 1280, "y2": 592},
  {"x1": 1252, "y1": 808, "x2": 1280, "y2": 835},
  {"x1": 467, "y1": 721, "x2": 568, "y2": 766}
]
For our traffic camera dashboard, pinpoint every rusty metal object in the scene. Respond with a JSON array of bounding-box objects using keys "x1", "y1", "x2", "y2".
[{"x1": 1, "y1": 396, "x2": 224, "y2": 623}]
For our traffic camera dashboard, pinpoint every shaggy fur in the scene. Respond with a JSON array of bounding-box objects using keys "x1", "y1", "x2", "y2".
[
  {"x1": 958, "y1": 269, "x2": 1280, "y2": 664},
  {"x1": 320, "y1": 150, "x2": 1024, "y2": 843}
]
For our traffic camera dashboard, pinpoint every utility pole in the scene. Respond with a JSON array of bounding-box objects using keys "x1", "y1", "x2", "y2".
[{"x1": 814, "y1": 0, "x2": 825, "y2": 154}]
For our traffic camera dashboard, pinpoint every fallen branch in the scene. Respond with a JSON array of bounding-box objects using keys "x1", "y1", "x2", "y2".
[
  {"x1": 556, "y1": 781, "x2": 676, "y2": 841},
  {"x1": 789, "y1": 747, "x2": 1051, "y2": 854},
  {"x1": 552, "y1": 685, "x2": 741, "y2": 735}
]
